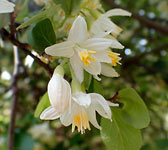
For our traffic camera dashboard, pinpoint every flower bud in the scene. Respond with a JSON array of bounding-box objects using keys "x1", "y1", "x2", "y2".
[{"x1": 48, "y1": 66, "x2": 71, "y2": 113}]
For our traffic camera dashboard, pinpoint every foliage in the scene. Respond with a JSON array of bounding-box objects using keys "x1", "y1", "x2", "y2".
[{"x1": 0, "y1": 0, "x2": 168, "y2": 150}]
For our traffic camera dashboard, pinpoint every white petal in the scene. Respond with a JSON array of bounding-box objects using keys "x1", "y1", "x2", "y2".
[
  {"x1": 82, "y1": 60, "x2": 101, "y2": 76},
  {"x1": 110, "y1": 39, "x2": 124, "y2": 49},
  {"x1": 104, "y1": 8, "x2": 131, "y2": 17},
  {"x1": 70, "y1": 53, "x2": 84, "y2": 83},
  {"x1": 60, "y1": 101, "x2": 79, "y2": 126},
  {"x1": 107, "y1": 101, "x2": 119, "y2": 107},
  {"x1": 95, "y1": 51, "x2": 112, "y2": 63},
  {"x1": 45, "y1": 41, "x2": 74, "y2": 58},
  {"x1": 68, "y1": 16, "x2": 88, "y2": 44},
  {"x1": 87, "y1": 108, "x2": 101, "y2": 130},
  {"x1": 101, "y1": 63, "x2": 119, "y2": 77},
  {"x1": 93, "y1": 75, "x2": 101, "y2": 81},
  {"x1": 48, "y1": 74, "x2": 71, "y2": 113},
  {"x1": 100, "y1": 17, "x2": 122, "y2": 35},
  {"x1": 40, "y1": 106, "x2": 61, "y2": 120},
  {"x1": 82, "y1": 38, "x2": 112, "y2": 51},
  {"x1": 90, "y1": 20, "x2": 102, "y2": 35},
  {"x1": 0, "y1": 0, "x2": 15, "y2": 13},
  {"x1": 89, "y1": 93, "x2": 112, "y2": 119},
  {"x1": 72, "y1": 92, "x2": 91, "y2": 107},
  {"x1": 92, "y1": 30, "x2": 113, "y2": 38}
]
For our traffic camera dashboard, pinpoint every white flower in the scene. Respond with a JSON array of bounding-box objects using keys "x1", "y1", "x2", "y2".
[
  {"x1": 0, "y1": 0, "x2": 15, "y2": 13},
  {"x1": 46, "y1": 67, "x2": 71, "y2": 115},
  {"x1": 45, "y1": 16, "x2": 122, "y2": 83},
  {"x1": 41, "y1": 91, "x2": 118, "y2": 134},
  {"x1": 91, "y1": 8, "x2": 131, "y2": 37}
]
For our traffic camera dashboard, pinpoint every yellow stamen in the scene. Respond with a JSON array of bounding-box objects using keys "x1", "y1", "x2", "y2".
[
  {"x1": 72, "y1": 112, "x2": 91, "y2": 134},
  {"x1": 107, "y1": 51, "x2": 121, "y2": 66},
  {"x1": 80, "y1": 50, "x2": 96, "y2": 66}
]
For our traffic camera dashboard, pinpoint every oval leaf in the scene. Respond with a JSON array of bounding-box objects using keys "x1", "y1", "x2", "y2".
[
  {"x1": 101, "y1": 108, "x2": 142, "y2": 150},
  {"x1": 27, "y1": 19, "x2": 56, "y2": 51},
  {"x1": 34, "y1": 92, "x2": 50, "y2": 117},
  {"x1": 118, "y1": 88, "x2": 150, "y2": 129}
]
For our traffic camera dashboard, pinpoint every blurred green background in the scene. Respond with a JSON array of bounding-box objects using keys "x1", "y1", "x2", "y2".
[{"x1": 0, "y1": 0, "x2": 168, "y2": 150}]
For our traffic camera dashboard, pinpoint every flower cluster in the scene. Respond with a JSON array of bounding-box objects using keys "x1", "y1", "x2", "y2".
[{"x1": 40, "y1": 7, "x2": 131, "y2": 134}]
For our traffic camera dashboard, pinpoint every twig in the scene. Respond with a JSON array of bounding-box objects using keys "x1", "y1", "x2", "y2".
[
  {"x1": 101, "y1": 0, "x2": 168, "y2": 35},
  {"x1": 8, "y1": 45, "x2": 20, "y2": 150},
  {"x1": 108, "y1": 92, "x2": 120, "y2": 102},
  {"x1": 0, "y1": 28, "x2": 53, "y2": 77},
  {"x1": 7, "y1": 5, "x2": 20, "y2": 150}
]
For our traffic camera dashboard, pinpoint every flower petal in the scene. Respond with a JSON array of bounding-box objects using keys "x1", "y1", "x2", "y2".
[
  {"x1": 100, "y1": 17, "x2": 122, "y2": 35},
  {"x1": 72, "y1": 92, "x2": 91, "y2": 107},
  {"x1": 87, "y1": 108, "x2": 102, "y2": 130},
  {"x1": 107, "y1": 101, "x2": 119, "y2": 107},
  {"x1": 89, "y1": 93, "x2": 112, "y2": 119},
  {"x1": 48, "y1": 74, "x2": 71, "y2": 113},
  {"x1": 40, "y1": 106, "x2": 61, "y2": 120},
  {"x1": 0, "y1": 0, "x2": 15, "y2": 13},
  {"x1": 95, "y1": 51, "x2": 112, "y2": 63},
  {"x1": 68, "y1": 16, "x2": 88, "y2": 44},
  {"x1": 82, "y1": 60, "x2": 101, "y2": 76},
  {"x1": 82, "y1": 38, "x2": 112, "y2": 51},
  {"x1": 104, "y1": 8, "x2": 131, "y2": 17},
  {"x1": 110, "y1": 39, "x2": 124, "y2": 49},
  {"x1": 90, "y1": 20, "x2": 103, "y2": 35},
  {"x1": 93, "y1": 75, "x2": 101, "y2": 81},
  {"x1": 70, "y1": 53, "x2": 84, "y2": 83},
  {"x1": 101, "y1": 63, "x2": 119, "y2": 77},
  {"x1": 45, "y1": 41, "x2": 74, "y2": 58},
  {"x1": 60, "y1": 101, "x2": 79, "y2": 126}
]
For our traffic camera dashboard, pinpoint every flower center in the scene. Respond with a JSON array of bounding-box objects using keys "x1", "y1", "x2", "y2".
[
  {"x1": 107, "y1": 51, "x2": 121, "y2": 66},
  {"x1": 72, "y1": 112, "x2": 91, "y2": 134},
  {"x1": 80, "y1": 50, "x2": 96, "y2": 66}
]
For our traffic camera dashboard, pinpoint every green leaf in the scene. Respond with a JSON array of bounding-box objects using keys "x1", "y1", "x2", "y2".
[
  {"x1": 101, "y1": 108, "x2": 142, "y2": 150},
  {"x1": 27, "y1": 19, "x2": 56, "y2": 51},
  {"x1": 118, "y1": 88, "x2": 150, "y2": 129},
  {"x1": 34, "y1": 92, "x2": 50, "y2": 117},
  {"x1": 54, "y1": 0, "x2": 82, "y2": 16}
]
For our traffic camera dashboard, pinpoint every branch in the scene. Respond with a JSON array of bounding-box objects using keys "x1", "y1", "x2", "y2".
[
  {"x1": 101, "y1": 0, "x2": 168, "y2": 35},
  {"x1": 108, "y1": 92, "x2": 120, "y2": 102},
  {"x1": 8, "y1": 46, "x2": 20, "y2": 150},
  {"x1": 0, "y1": 28, "x2": 53, "y2": 77}
]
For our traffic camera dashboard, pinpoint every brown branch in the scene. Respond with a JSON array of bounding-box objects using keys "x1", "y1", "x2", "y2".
[
  {"x1": 108, "y1": 92, "x2": 120, "y2": 102},
  {"x1": 0, "y1": 28, "x2": 53, "y2": 77},
  {"x1": 7, "y1": 7, "x2": 20, "y2": 150},
  {"x1": 8, "y1": 46, "x2": 20, "y2": 150},
  {"x1": 101, "y1": 0, "x2": 168, "y2": 35}
]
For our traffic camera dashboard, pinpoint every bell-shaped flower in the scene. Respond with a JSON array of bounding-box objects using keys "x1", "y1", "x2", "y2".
[
  {"x1": 45, "y1": 16, "x2": 122, "y2": 83},
  {"x1": 91, "y1": 8, "x2": 131, "y2": 37},
  {"x1": 60, "y1": 92, "x2": 118, "y2": 134},
  {"x1": 41, "y1": 66, "x2": 71, "y2": 119},
  {"x1": 41, "y1": 91, "x2": 118, "y2": 134},
  {"x1": 0, "y1": 0, "x2": 15, "y2": 13}
]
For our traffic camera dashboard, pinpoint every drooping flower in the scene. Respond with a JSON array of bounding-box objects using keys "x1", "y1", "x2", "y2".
[
  {"x1": 45, "y1": 16, "x2": 123, "y2": 83},
  {"x1": 0, "y1": 0, "x2": 15, "y2": 13},
  {"x1": 91, "y1": 8, "x2": 131, "y2": 37},
  {"x1": 47, "y1": 66, "x2": 71, "y2": 115},
  {"x1": 40, "y1": 91, "x2": 118, "y2": 134}
]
